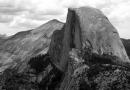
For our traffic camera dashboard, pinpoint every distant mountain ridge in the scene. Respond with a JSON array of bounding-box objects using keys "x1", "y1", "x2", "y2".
[{"x1": 0, "y1": 19, "x2": 64, "y2": 72}]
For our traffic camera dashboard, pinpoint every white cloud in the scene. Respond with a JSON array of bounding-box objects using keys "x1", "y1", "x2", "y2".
[
  {"x1": 0, "y1": 15, "x2": 13, "y2": 23},
  {"x1": 0, "y1": 0, "x2": 130, "y2": 38}
]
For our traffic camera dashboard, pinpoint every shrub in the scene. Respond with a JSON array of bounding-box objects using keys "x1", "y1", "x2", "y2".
[{"x1": 28, "y1": 54, "x2": 50, "y2": 74}]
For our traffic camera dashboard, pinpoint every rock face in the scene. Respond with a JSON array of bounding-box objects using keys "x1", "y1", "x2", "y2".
[
  {"x1": 48, "y1": 29, "x2": 64, "y2": 68},
  {"x1": 49, "y1": 7, "x2": 130, "y2": 71}
]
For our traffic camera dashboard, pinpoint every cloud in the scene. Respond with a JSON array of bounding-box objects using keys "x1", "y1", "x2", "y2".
[
  {"x1": 0, "y1": 0, "x2": 27, "y2": 15},
  {"x1": 27, "y1": 9, "x2": 66, "y2": 21},
  {"x1": 0, "y1": 23, "x2": 24, "y2": 36},
  {"x1": 9, "y1": 15, "x2": 42, "y2": 29},
  {"x1": 0, "y1": 0, "x2": 130, "y2": 38},
  {"x1": 0, "y1": 0, "x2": 67, "y2": 27},
  {"x1": 0, "y1": 15, "x2": 13, "y2": 23},
  {"x1": 0, "y1": 5, "x2": 25, "y2": 15},
  {"x1": 101, "y1": 0, "x2": 130, "y2": 38}
]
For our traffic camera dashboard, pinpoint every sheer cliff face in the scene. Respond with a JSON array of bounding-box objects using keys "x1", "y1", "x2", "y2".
[
  {"x1": 49, "y1": 7, "x2": 130, "y2": 71},
  {"x1": 73, "y1": 7, "x2": 129, "y2": 62}
]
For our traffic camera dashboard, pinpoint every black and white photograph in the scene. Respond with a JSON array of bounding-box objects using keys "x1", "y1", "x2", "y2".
[{"x1": 0, "y1": 0, "x2": 130, "y2": 90}]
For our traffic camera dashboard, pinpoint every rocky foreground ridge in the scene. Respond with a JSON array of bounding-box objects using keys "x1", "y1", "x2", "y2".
[{"x1": 0, "y1": 6, "x2": 130, "y2": 90}]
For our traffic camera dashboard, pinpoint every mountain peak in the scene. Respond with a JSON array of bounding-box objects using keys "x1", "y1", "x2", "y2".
[
  {"x1": 49, "y1": 19, "x2": 62, "y2": 23},
  {"x1": 43, "y1": 19, "x2": 64, "y2": 26},
  {"x1": 32, "y1": 19, "x2": 64, "y2": 35}
]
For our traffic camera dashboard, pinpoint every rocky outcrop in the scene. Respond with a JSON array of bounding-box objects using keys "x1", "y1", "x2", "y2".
[{"x1": 48, "y1": 7, "x2": 130, "y2": 71}]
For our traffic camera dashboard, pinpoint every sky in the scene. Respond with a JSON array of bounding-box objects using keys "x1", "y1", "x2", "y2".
[{"x1": 0, "y1": 0, "x2": 130, "y2": 39}]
